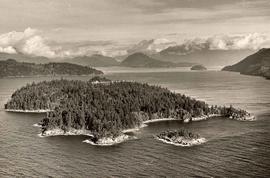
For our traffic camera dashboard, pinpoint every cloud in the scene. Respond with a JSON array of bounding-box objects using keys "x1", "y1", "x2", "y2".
[
  {"x1": 0, "y1": 27, "x2": 57, "y2": 57},
  {"x1": 128, "y1": 33, "x2": 270, "y2": 55},
  {"x1": 163, "y1": 33, "x2": 270, "y2": 55},
  {"x1": 0, "y1": 28, "x2": 128, "y2": 58},
  {"x1": 1, "y1": 0, "x2": 270, "y2": 44},
  {"x1": 52, "y1": 41, "x2": 129, "y2": 58},
  {"x1": 99, "y1": 49, "x2": 127, "y2": 57},
  {"x1": 127, "y1": 38, "x2": 177, "y2": 54},
  {"x1": 1, "y1": 28, "x2": 270, "y2": 59},
  {"x1": 0, "y1": 27, "x2": 38, "y2": 47},
  {"x1": 207, "y1": 33, "x2": 270, "y2": 50},
  {"x1": 22, "y1": 35, "x2": 56, "y2": 58},
  {"x1": 0, "y1": 46, "x2": 16, "y2": 54}
]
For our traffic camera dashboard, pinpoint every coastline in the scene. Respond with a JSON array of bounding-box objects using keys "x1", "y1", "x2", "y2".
[
  {"x1": 143, "y1": 118, "x2": 178, "y2": 124},
  {"x1": 229, "y1": 114, "x2": 256, "y2": 121},
  {"x1": 83, "y1": 134, "x2": 136, "y2": 146},
  {"x1": 141, "y1": 114, "x2": 222, "y2": 125},
  {"x1": 1, "y1": 73, "x2": 101, "y2": 79},
  {"x1": 156, "y1": 137, "x2": 207, "y2": 147},
  {"x1": 38, "y1": 128, "x2": 93, "y2": 137},
  {"x1": 122, "y1": 124, "x2": 147, "y2": 133},
  {"x1": 37, "y1": 113, "x2": 254, "y2": 145},
  {"x1": 121, "y1": 114, "x2": 240, "y2": 134},
  {"x1": 5, "y1": 109, "x2": 51, "y2": 113},
  {"x1": 190, "y1": 114, "x2": 222, "y2": 122},
  {"x1": 39, "y1": 127, "x2": 135, "y2": 146},
  {"x1": 122, "y1": 118, "x2": 181, "y2": 134},
  {"x1": 142, "y1": 114, "x2": 254, "y2": 124}
]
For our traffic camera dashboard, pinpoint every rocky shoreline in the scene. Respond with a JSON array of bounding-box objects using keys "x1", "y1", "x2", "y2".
[
  {"x1": 36, "y1": 113, "x2": 255, "y2": 145},
  {"x1": 38, "y1": 128, "x2": 93, "y2": 137},
  {"x1": 156, "y1": 129, "x2": 206, "y2": 146},
  {"x1": 38, "y1": 126, "x2": 136, "y2": 146},
  {"x1": 185, "y1": 114, "x2": 222, "y2": 122},
  {"x1": 143, "y1": 118, "x2": 178, "y2": 124},
  {"x1": 83, "y1": 134, "x2": 136, "y2": 146},
  {"x1": 229, "y1": 114, "x2": 256, "y2": 121},
  {"x1": 6, "y1": 109, "x2": 51, "y2": 113},
  {"x1": 32, "y1": 110, "x2": 255, "y2": 146},
  {"x1": 122, "y1": 124, "x2": 147, "y2": 133},
  {"x1": 156, "y1": 137, "x2": 207, "y2": 146}
]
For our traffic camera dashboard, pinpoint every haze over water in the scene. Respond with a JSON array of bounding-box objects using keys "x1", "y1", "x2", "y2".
[{"x1": 0, "y1": 68, "x2": 270, "y2": 177}]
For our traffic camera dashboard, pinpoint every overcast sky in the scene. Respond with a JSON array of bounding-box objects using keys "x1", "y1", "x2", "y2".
[
  {"x1": 0, "y1": 0, "x2": 270, "y2": 58},
  {"x1": 1, "y1": 0, "x2": 270, "y2": 42}
]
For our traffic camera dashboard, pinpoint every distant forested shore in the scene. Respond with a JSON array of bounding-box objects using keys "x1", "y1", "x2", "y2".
[
  {"x1": 222, "y1": 48, "x2": 270, "y2": 80},
  {"x1": 5, "y1": 77, "x2": 254, "y2": 141},
  {"x1": 0, "y1": 59, "x2": 102, "y2": 78}
]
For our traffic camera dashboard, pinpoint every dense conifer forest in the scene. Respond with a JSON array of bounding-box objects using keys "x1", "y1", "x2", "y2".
[
  {"x1": 0, "y1": 59, "x2": 102, "y2": 77},
  {"x1": 5, "y1": 77, "x2": 250, "y2": 138}
]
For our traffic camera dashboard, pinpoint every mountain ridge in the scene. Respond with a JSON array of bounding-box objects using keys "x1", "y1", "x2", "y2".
[
  {"x1": 222, "y1": 48, "x2": 270, "y2": 79},
  {"x1": 121, "y1": 52, "x2": 195, "y2": 67},
  {"x1": 0, "y1": 59, "x2": 103, "y2": 78},
  {"x1": 158, "y1": 46, "x2": 255, "y2": 66},
  {"x1": 0, "y1": 52, "x2": 51, "y2": 64},
  {"x1": 66, "y1": 54, "x2": 119, "y2": 67}
]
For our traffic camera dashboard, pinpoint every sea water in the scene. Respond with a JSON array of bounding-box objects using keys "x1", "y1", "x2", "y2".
[{"x1": 0, "y1": 68, "x2": 270, "y2": 177}]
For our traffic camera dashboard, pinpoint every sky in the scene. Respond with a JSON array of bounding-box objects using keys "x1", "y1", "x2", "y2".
[{"x1": 0, "y1": 0, "x2": 270, "y2": 58}]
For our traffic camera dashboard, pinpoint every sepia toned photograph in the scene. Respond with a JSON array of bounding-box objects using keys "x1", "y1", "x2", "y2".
[{"x1": 0, "y1": 0, "x2": 270, "y2": 177}]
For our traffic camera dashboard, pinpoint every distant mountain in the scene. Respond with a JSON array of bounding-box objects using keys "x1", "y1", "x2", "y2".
[
  {"x1": 222, "y1": 48, "x2": 270, "y2": 79},
  {"x1": 121, "y1": 52, "x2": 195, "y2": 68},
  {"x1": 67, "y1": 54, "x2": 119, "y2": 67},
  {"x1": 0, "y1": 52, "x2": 51, "y2": 64},
  {"x1": 158, "y1": 45, "x2": 255, "y2": 66},
  {"x1": 0, "y1": 59, "x2": 102, "y2": 78}
]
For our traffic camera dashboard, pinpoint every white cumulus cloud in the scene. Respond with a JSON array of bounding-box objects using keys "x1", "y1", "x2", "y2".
[
  {"x1": 0, "y1": 27, "x2": 57, "y2": 58},
  {"x1": 0, "y1": 28, "x2": 128, "y2": 58},
  {"x1": 206, "y1": 33, "x2": 270, "y2": 50},
  {"x1": 22, "y1": 36, "x2": 56, "y2": 58},
  {"x1": 1, "y1": 28, "x2": 270, "y2": 59},
  {"x1": 0, "y1": 46, "x2": 17, "y2": 54},
  {"x1": 0, "y1": 27, "x2": 38, "y2": 47},
  {"x1": 163, "y1": 33, "x2": 270, "y2": 55},
  {"x1": 128, "y1": 38, "x2": 177, "y2": 54}
]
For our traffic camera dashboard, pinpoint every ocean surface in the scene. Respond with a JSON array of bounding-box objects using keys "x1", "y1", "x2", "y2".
[{"x1": 0, "y1": 67, "x2": 270, "y2": 177}]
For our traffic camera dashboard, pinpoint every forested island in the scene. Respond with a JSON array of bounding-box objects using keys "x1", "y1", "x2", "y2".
[
  {"x1": 5, "y1": 77, "x2": 254, "y2": 145},
  {"x1": 156, "y1": 129, "x2": 206, "y2": 146},
  {"x1": 0, "y1": 59, "x2": 102, "y2": 78},
  {"x1": 191, "y1": 65, "x2": 207, "y2": 71}
]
